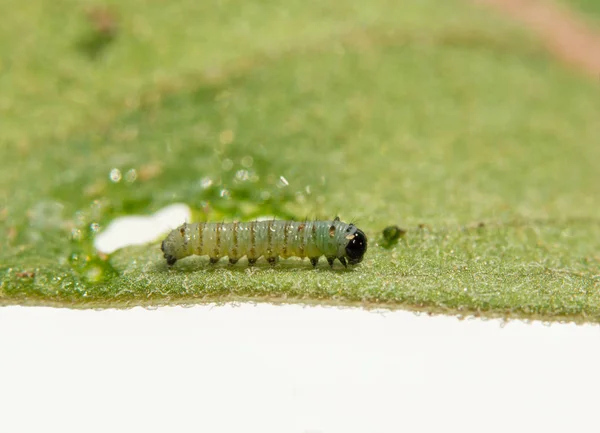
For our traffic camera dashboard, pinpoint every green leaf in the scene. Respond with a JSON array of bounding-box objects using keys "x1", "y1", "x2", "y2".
[{"x1": 1, "y1": 0, "x2": 599, "y2": 321}]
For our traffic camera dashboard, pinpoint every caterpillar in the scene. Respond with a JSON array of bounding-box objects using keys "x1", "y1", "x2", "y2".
[{"x1": 161, "y1": 217, "x2": 367, "y2": 268}]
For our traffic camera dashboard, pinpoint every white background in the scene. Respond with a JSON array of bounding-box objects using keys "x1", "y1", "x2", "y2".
[{"x1": 1, "y1": 304, "x2": 598, "y2": 433}]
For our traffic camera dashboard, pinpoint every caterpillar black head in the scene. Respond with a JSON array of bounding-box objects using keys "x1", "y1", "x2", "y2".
[{"x1": 345, "y1": 227, "x2": 367, "y2": 265}]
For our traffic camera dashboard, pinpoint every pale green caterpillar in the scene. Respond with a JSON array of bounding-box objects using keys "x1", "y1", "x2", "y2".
[{"x1": 161, "y1": 217, "x2": 367, "y2": 268}]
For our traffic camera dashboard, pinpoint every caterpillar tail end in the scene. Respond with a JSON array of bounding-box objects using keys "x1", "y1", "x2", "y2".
[{"x1": 161, "y1": 240, "x2": 177, "y2": 266}]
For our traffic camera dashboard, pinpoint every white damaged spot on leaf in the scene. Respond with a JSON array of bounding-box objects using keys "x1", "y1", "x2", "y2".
[{"x1": 94, "y1": 203, "x2": 191, "y2": 254}]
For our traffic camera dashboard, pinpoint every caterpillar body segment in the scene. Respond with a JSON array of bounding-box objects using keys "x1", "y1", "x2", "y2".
[{"x1": 161, "y1": 218, "x2": 367, "y2": 268}]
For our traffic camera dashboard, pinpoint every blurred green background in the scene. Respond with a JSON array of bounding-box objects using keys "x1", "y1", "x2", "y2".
[
  {"x1": 1, "y1": 0, "x2": 599, "y2": 321},
  {"x1": 564, "y1": 0, "x2": 600, "y2": 18}
]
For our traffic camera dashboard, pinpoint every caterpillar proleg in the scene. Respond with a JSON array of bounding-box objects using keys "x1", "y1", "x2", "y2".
[{"x1": 161, "y1": 217, "x2": 367, "y2": 268}]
